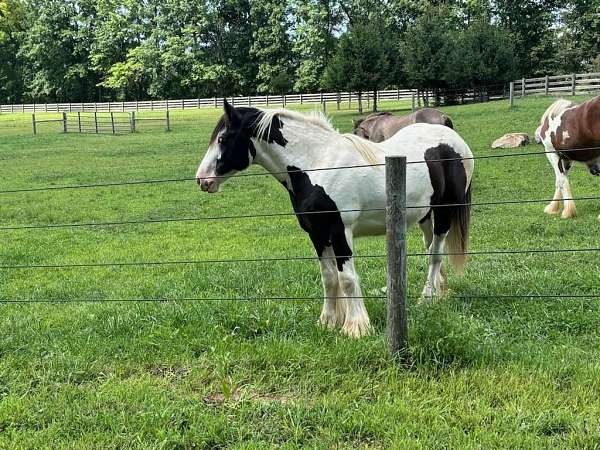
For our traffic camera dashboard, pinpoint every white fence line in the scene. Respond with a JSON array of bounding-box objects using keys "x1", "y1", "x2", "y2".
[
  {"x1": 2, "y1": 72, "x2": 598, "y2": 114},
  {"x1": 0, "y1": 90, "x2": 417, "y2": 114},
  {"x1": 513, "y1": 72, "x2": 600, "y2": 98}
]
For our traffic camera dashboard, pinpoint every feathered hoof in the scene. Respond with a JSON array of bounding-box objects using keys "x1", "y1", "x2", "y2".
[
  {"x1": 319, "y1": 311, "x2": 338, "y2": 330},
  {"x1": 544, "y1": 202, "x2": 561, "y2": 215},
  {"x1": 561, "y1": 205, "x2": 577, "y2": 219},
  {"x1": 341, "y1": 319, "x2": 372, "y2": 338}
]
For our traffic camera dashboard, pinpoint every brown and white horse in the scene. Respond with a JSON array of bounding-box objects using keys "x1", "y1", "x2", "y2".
[{"x1": 537, "y1": 96, "x2": 600, "y2": 219}]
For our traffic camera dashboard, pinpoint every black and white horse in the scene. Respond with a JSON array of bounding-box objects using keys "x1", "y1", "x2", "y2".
[{"x1": 196, "y1": 101, "x2": 474, "y2": 337}]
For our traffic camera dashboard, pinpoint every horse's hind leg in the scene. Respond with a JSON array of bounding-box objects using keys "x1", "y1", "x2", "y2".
[
  {"x1": 317, "y1": 246, "x2": 344, "y2": 329},
  {"x1": 419, "y1": 214, "x2": 447, "y2": 293},
  {"x1": 422, "y1": 207, "x2": 451, "y2": 300},
  {"x1": 332, "y1": 227, "x2": 371, "y2": 338}
]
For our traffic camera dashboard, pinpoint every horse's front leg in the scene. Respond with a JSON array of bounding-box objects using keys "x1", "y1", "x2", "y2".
[
  {"x1": 332, "y1": 227, "x2": 371, "y2": 338},
  {"x1": 317, "y1": 245, "x2": 344, "y2": 329},
  {"x1": 544, "y1": 151, "x2": 576, "y2": 218}
]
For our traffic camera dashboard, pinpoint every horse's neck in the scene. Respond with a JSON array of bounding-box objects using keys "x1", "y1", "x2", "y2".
[{"x1": 253, "y1": 119, "x2": 336, "y2": 180}]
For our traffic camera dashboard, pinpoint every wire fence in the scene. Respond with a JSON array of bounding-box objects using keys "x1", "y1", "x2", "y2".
[{"x1": 2, "y1": 144, "x2": 600, "y2": 308}]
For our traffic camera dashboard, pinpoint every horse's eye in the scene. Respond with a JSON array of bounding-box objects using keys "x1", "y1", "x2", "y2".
[{"x1": 218, "y1": 135, "x2": 225, "y2": 144}]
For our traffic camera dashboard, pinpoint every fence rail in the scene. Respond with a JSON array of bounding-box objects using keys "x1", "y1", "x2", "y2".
[{"x1": 2, "y1": 72, "x2": 599, "y2": 115}]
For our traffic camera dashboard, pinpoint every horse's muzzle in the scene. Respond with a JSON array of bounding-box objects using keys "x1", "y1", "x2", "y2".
[
  {"x1": 590, "y1": 164, "x2": 600, "y2": 176},
  {"x1": 197, "y1": 178, "x2": 218, "y2": 192}
]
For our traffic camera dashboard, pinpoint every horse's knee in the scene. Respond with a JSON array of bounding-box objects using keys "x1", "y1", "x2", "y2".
[{"x1": 338, "y1": 269, "x2": 358, "y2": 293}]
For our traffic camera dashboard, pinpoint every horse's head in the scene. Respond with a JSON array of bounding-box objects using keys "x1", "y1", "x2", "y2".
[
  {"x1": 352, "y1": 117, "x2": 369, "y2": 139},
  {"x1": 196, "y1": 100, "x2": 257, "y2": 193}
]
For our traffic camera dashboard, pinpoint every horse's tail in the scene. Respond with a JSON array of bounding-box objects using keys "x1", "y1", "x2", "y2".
[{"x1": 445, "y1": 181, "x2": 471, "y2": 274}]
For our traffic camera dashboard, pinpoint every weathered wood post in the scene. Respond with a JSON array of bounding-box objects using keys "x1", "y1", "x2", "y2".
[
  {"x1": 509, "y1": 81, "x2": 514, "y2": 109},
  {"x1": 337, "y1": 92, "x2": 341, "y2": 110},
  {"x1": 94, "y1": 112, "x2": 98, "y2": 133},
  {"x1": 386, "y1": 156, "x2": 409, "y2": 362},
  {"x1": 32, "y1": 114, "x2": 36, "y2": 135},
  {"x1": 166, "y1": 110, "x2": 171, "y2": 132},
  {"x1": 521, "y1": 77, "x2": 525, "y2": 98},
  {"x1": 544, "y1": 75, "x2": 549, "y2": 95},
  {"x1": 77, "y1": 111, "x2": 81, "y2": 132},
  {"x1": 571, "y1": 73, "x2": 577, "y2": 96},
  {"x1": 322, "y1": 101, "x2": 327, "y2": 114},
  {"x1": 348, "y1": 91, "x2": 352, "y2": 109},
  {"x1": 110, "y1": 112, "x2": 115, "y2": 134},
  {"x1": 411, "y1": 92, "x2": 416, "y2": 111},
  {"x1": 130, "y1": 112, "x2": 136, "y2": 133},
  {"x1": 62, "y1": 112, "x2": 67, "y2": 133}
]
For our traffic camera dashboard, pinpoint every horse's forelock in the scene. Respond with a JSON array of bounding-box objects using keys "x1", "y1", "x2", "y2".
[{"x1": 209, "y1": 116, "x2": 227, "y2": 145}]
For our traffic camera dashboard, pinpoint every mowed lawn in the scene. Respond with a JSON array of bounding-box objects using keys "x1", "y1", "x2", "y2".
[{"x1": 1, "y1": 96, "x2": 600, "y2": 449}]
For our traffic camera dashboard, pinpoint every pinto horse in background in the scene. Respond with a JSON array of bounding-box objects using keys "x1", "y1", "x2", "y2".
[
  {"x1": 196, "y1": 101, "x2": 473, "y2": 338},
  {"x1": 537, "y1": 96, "x2": 600, "y2": 219},
  {"x1": 352, "y1": 108, "x2": 454, "y2": 142}
]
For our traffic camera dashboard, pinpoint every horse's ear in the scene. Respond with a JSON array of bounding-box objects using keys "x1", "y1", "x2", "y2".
[{"x1": 223, "y1": 99, "x2": 240, "y2": 127}]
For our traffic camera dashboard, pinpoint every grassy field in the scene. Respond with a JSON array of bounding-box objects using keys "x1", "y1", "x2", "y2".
[{"x1": 1, "y1": 96, "x2": 600, "y2": 449}]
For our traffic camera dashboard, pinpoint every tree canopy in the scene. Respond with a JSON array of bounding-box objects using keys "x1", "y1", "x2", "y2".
[{"x1": 0, "y1": 0, "x2": 597, "y2": 104}]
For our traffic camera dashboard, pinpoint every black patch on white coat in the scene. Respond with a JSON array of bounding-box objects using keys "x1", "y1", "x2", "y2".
[
  {"x1": 285, "y1": 166, "x2": 352, "y2": 270},
  {"x1": 213, "y1": 105, "x2": 288, "y2": 176},
  {"x1": 424, "y1": 144, "x2": 468, "y2": 235}
]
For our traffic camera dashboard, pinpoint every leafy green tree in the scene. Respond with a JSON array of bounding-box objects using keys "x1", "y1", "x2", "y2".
[
  {"x1": 493, "y1": 0, "x2": 557, "y2": 76},
  {"x1": 403, "y1": 6, "x2": 454, "y2": 105},
  {"x1": 0, "y1": 0, "x2": 25, "y2": 103},
  {"x1": 324, "y1": 20, "x2": 390, "y2": 113},
  {"x1": 555, "y1": 0, "x2": 600, "y2": 73},
  {"x1": 20, "y1": 0, "x2": 97, "y2": 102},
  {"x1": 446, "y1": 20, "x2": 516, "y2": 88},
  {"x1": 292, "y1": 0, "x2": 341, "y2": 92},
  {"x1": 250, "y1": 0, "x2": 293, "y2": 94}
]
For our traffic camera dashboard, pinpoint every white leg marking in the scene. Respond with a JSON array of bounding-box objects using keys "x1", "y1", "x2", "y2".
[
  {"x1": 419, "y1": 218, "x2": 447, "y2": 293},
  {"x1": 318, "y1": 246, "x2": 340, "y2": 329},
  {"x1": 338, "y1": 229, "x2": 371, "y2": 338},
  {"x1": 544, "y1": 151, "x2": 563, "y2": 215},
  {"x1": 421, "y1": 233, "x2": 447, "y2": 301}
]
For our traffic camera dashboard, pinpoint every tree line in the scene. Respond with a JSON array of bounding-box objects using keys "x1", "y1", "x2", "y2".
[{"x1": 0, "y1": 0, "x2": 598, "y2": 106}]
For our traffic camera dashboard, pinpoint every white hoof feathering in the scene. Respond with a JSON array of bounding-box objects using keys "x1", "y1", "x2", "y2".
[
  {"x1": 544, "y1": 201, "x2": 562, "y2": 215},
  {"x1": 561, "y1": 202, "x2": 577, "y2": 219},
  {"x1": 341, "y1": 317, "x2": 372, "y2": 338},
  {"x1": 319, "y1": 309, "x2": 338, "y2": 329}
]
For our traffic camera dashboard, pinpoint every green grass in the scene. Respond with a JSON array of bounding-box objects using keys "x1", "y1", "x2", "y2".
[{"x1": 1, "y1": 96, "x2": 600, "y2": 449}]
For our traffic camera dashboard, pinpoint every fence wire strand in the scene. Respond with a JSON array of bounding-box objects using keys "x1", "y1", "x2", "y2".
[
  {"x1": 2, "y1": 145, "x2": 600, "y2": 195},
  {"x1": 2, "y1": 247, "x2": 600, "y2": 271}
]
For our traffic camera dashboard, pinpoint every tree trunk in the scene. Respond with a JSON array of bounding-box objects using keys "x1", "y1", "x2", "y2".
[
  {"x1": 358, "y1": 92, "x2": 363, "y2": 114},
  {"x1": 372, "y1": 89, "x2": 378, "y2": 112}
]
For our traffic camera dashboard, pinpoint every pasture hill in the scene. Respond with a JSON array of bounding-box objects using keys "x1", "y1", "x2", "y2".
[{"x1": 1, "y1": 96, "x2": 600, "y2": 448}]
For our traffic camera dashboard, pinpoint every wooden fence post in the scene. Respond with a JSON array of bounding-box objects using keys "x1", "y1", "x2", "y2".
[
  {"x1": 411, "y1": 92, "x2": 416, "y2": 111},
  {"x1": 545, "y1": 75, "x2": 549, "y2": 95},
  {"x1": 78, "y1": 111, "x2": 81, "y2": 132},
  {"x1": 322, "y1": 101, "x2": 327, "y2": 114},
  {"x1": 131, "y1": 111, "x2": 136, "y2": 133},
  {"x1": 110, "y1": 112, "x2": 115, "y2": 134},
  {"x1": 94, "y1": 112, "x2": 98, "y2": 133},
  {"x1": 571, "y1": 73, "x2": 577, "y2": 96},
  {"x1": 337, "y1": 92, "x2": 341, "y2": 110},
  {"x1": 385, "y1": 156, "x2": 409, "y2": 363},
  {"x1": 166, "y1": 110, "x2": 171, "y2": 132},
  {"x1": 521, "y1": 77, "x2": 525, "y2": 97},
  {"x1": 62, "y1": 112, "x2": 67, "y2": 133},
  {"x1": 509, "y1": 82, "x2": 514, "y2": 108},
  {"x1": 32, "y1": 114, "x2": 36, "y2": 135},
  {"x1": 213, "y1": 97, "x2": 217, "y2": 108},
  {"x1": 348, "y1": 92, "x2": 352, "y2": 109}
]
